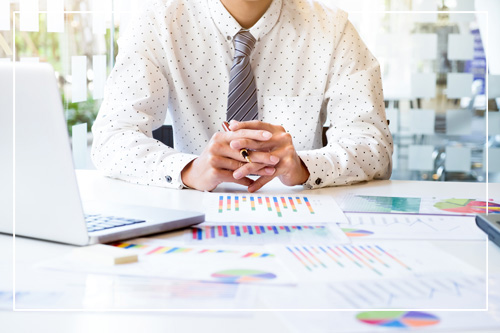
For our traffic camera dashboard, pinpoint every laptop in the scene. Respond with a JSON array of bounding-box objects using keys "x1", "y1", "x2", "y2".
[{"x1": 0, "y1": 62, "x2": 204, "y2": 246}]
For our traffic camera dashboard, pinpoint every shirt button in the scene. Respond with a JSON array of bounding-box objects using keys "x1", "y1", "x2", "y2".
[
  {"x1": 227, "y1": 35, "x2": 231, "y2": 41},
  {"x1": 315, "y1": 178, "x2": 322, "y2": 185},
  {"x1": 165, "y1": 175, "x2": 172, "y2": 183}
]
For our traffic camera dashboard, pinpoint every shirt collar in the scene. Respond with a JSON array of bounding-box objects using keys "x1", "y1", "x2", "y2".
[{"x1": 208, "y1": 0, "x2": 282, "y2": 42}]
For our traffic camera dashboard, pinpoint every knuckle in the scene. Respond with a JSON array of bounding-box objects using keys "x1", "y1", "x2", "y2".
[
  {"x1": 277, "y1": 125, "x2": 286, "y2": 132},
  {"x1": 282, "y1": 132, "x2": 293, "y2": 142},
  {"x1": 260, "y1": 130, "x2": 270, "y2": 137},
  {"x1": 207, "y1": 154, "x2": 219, "y2": 166},
  {"x1": 212, "y1": 132, "x2": 223, "y2": 141},
  {"x1": 281, "y1": 156, "x2": 293, "y2": 168},
  {"x1": 239, "y1": 139, "x2": 250, "y2": 147},
  {"x1": 276, "y1": 132, "x2": 287, "y2": 141},
  {"x1": 284, "y1": 144, "x2": 295, "y2": 154},
  {"x1": 207, "y1": 168, "x2": 218, "y2": 179},
  {"x1": 210, "y1": 141, "x2": 223, "y2": 152}
]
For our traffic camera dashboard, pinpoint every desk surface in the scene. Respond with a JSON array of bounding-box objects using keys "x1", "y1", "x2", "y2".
[{"x1": 1, "y1": 171, "x2": 500, "y2": 333}]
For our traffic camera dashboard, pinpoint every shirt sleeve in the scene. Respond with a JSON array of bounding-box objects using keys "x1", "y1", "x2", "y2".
[
  {"x1": 297, "y1": 20, "x2": 393, "y2": 189},
  {"x1": 91, "y1": 8, "x2": 197, "y2": 189}
]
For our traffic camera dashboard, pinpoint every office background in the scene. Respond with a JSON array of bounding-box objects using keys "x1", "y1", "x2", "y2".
[{"x1": 0, "y1": 0, "x2": 499, "y2": 182}]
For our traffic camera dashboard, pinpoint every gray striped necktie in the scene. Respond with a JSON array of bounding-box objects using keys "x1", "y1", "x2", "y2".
[{"x1": 227, "y1": 30, "x2": 258, "y2": 122}]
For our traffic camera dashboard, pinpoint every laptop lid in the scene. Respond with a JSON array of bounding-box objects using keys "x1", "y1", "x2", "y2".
[
  {"x1": 12, "y1": 62, "x2": 90, "y2": 245},
  {"x1": 3, "y1": 62, "x2": 204, "y2": 246},
  {"x1": 0, "y1": 63, "x2": 13, "y2": 235}
]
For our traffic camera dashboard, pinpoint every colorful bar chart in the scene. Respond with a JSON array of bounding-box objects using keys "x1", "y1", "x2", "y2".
[
  {"x1": 113, "y1": 242, "x2": 149, "y2": 249},
  {"x1": 112, "y1": 242, "x2": 241, "y2": 256},
  {"x1": 217, "y1": 195, "x2": 315, "y2": 218},
  {"x1": 189, "y1": 225, "x2": 339, "y2": 245},
  {"x1": 285, "y1": 244, "x2": 412, "y2": 277},
  {"x1": 206, "y1": 193, "x2": 348, "y2": 224},
  {"x1": 112, "y1": 242, "x2": 272, "y2": 258}
]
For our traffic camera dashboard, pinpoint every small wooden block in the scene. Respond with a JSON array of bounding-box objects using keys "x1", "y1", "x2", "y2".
[{"x1": 72, "y1": 244, "x2": 138, "y2": 265}]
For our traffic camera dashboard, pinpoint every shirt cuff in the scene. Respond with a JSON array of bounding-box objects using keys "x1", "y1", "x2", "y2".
[
  {"x1": 156, "y1": 153, "x2": 198, "y2": 189},
  {"x1": 297, "y1": 150, "x2": 338, "y2": 190}
]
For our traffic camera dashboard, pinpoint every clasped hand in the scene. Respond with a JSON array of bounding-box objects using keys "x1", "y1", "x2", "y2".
[{"x1": 181, "y1": 120, "x2": 310, "y2": 192}]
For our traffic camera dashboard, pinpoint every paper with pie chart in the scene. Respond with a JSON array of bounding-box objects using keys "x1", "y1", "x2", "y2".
[
  {"x1": 341, "y1": 194, "x2": 500, "y2": 216},
  {"x1": 269, "y1": 308, "x2": 499, "y2": 333},
  {"x1": 38, "y1": 238, "x2": 296, "y2": 286},
  {"x1": 356, "y1": 311, "x2": 440, "y2": 328}
]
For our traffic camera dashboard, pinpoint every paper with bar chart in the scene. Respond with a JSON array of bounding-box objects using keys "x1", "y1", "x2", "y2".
[
  {"x1": 341, "y1": 194, "x2": 500, "y2": 216},
  {"x1": 186, "y1": 224, "x2": 349, "y2": 245},
  {"x1": 272, "y1": 240, "x2": 480, "y2": 283},
  {"x1": 204, "y1": 193, "x2": 348, "y2": 224},
  {"x1": 38, "y1": 239, "x2": 296, "y2": 286},
  {"x1": 339, "y1": 213, "x2": 486, "y2": 240}
]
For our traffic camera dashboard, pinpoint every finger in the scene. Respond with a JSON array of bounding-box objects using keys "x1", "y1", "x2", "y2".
[
  {"x1": 226, "y1": 128, "x2": 273, "y2": 142},
  {"x1": 212, "y1": 155, "x2": 276, "y2": 172},
  {"x1": 230, "y1": 138, "x2": 275, "y2": 151},
  {"x1": 248, "y1": 175, "x2": 275, "y2": 193},
  {"x1": 217, "y1": 169, "x2": 254, "y2": 187},
  {"x1": 233, "y1": 163, "x2": 275, "y2": 180},
  {"x1": 229, "y1": 120, "x2": 278, "y2": 132},
  {"x1": 230, "y1": 150, "x2": 280, "y2": 165},
  {"x1": 252, "y1": 167, "x2": 278, "y2": 177},
  {"x1": 229, "y1": 120, "x2": 284, "y2": 133}
]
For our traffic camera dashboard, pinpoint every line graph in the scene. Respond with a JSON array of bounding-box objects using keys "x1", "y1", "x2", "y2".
[
  {"x1": 341, "y1": 213, "x2": 485, "y2": 240},
  {"x1": 327, "y1": 274, "x2": 486, "y2": 309}
]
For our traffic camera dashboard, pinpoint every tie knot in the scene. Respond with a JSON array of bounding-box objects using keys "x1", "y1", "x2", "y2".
[{"x1": 233, "y1": 30, "x2": 256, "y2": 58}]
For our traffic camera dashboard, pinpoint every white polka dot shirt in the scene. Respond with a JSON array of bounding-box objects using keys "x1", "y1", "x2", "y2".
[{"x1": 91, "y1": 0, "x2": 393, "y2": 190}]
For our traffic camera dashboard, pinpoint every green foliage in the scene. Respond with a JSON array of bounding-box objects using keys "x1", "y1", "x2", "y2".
[
  {"x1": 14, "y1": 15, "x2": 62, "y2": 71},
  {"x1": 63, "y1": 93, "x2": 100, "y2": 136},
  {"x1": 13, "y1": 13, "x2": 117, "y2": 134}
]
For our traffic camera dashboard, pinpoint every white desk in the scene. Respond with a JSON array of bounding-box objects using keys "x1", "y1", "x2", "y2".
[{"x1": 1, "y1": 170, "x2": 500, "y2": 333}]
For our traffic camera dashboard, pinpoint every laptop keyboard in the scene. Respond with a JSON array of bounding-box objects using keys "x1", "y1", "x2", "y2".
[{"x1": 85, "y1": 214, "x2": 146, "y2": 233}]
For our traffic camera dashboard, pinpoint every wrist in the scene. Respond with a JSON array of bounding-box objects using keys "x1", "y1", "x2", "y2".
[
  {"x1": 181, "y1": 159, "x2": 196, "y2": 189},
  {"x1": 297, "y1": 157, "x2": 310, "y2": 185}
]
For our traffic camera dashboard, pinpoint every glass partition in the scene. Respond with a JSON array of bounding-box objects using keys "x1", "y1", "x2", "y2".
[{"x1": 1, "y1": 0, "x2": 498, "y2": 182}]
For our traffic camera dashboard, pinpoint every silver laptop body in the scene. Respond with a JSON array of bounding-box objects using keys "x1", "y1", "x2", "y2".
[{"x1": 0, "y1": 62, "x2": 204, "y2": 245}]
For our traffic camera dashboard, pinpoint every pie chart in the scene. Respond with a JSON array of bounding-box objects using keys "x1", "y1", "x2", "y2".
[
  {"x1": 434, "y1": 199, "x2": 500, "y2": 214},
  {"x1": 342, "y1": 228, "x2": 374, "y2": 237},
  {"x1": 356, "y1": 311, "x2": 440, "y2": 328},
  {"x1": 211, "y1": 269, "x2": 277, "y2": 283}
]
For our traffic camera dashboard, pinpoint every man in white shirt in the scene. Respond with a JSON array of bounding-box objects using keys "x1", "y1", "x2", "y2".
[{"x1": 92, "y1": 0, "x2": 393, "y2": 192}]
